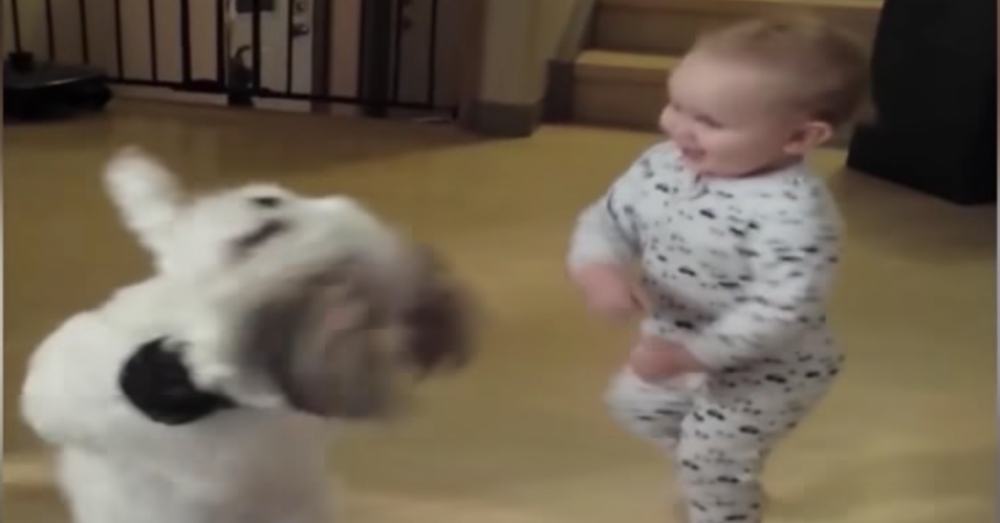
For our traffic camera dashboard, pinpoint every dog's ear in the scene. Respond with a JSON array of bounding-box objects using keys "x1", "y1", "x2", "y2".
[
  {"x1": 103, "y1": 146, "x2": 184, "y2": 258},
  {"x1": 240, "y1": 268, "x2": 401, "y2": 419},
  {"x1": 236, "y1": 246, "x2": 475, "y2": 420}
]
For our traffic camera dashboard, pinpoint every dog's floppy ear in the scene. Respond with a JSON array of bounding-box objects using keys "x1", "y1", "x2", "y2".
[
  {"x1": 103, "y1": 146, "x2": 184, "y2": 258},
  {"x1": 239, "y1": 246, "x2": 476, "y2": 419},
  {"x1": 397, "y1": 244, "x2": 475, "y2": 376},
  {"x1": 241, "y1": 264, "x2": 402, "y2": 419}
]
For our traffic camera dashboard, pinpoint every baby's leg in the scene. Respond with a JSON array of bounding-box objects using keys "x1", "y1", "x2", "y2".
[
  {"x1": 674, "y1": 354, "x2": 842, "y2": 523},
  {"x1": 604, "y1": 366, "x2": 705, "y2": 451}
]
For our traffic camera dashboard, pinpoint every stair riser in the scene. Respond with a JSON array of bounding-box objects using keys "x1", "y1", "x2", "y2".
[
  {"x1": 573, "y1": 77, "x2": 665, "y2": 130},
  {"x1": 573, "y1": 75, "x2": 857, "y2": 146}
]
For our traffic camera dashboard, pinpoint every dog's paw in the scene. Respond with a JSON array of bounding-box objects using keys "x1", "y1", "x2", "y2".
[{"x1": 119, "y1": 337, "x2": 236, "y2": 425}]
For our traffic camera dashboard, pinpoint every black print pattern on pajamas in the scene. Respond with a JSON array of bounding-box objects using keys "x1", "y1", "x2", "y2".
[{"x1": 569, "y1": 142, "x2": 845, "y2": 523}]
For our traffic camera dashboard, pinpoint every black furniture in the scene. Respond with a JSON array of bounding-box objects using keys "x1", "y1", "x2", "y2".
[
  {"x1": 4, "y1": 51, "x2": 112, "y2": 121},
  {"x1": 847, "y1": 0, "x2": 996, "y2": 205}
]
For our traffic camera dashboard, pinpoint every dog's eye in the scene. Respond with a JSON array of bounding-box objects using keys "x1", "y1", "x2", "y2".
[
  {"x1": 235, "y1": 219, "x2": 288, "y2": 251},
  {"x1": 251, "y1": 196, "x2": 282, "y2": 208}
]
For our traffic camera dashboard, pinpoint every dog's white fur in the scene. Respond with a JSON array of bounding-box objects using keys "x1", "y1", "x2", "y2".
[{"x1": 21, "y1": 147, "x2": 425, "y2": 523}]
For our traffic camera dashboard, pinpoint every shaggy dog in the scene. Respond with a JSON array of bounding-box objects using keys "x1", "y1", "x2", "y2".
[{"x1": 20, "y1": 147, "x2": 472, "y2": 523}]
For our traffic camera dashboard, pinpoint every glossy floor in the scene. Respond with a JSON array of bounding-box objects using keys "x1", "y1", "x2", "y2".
[{"x1": 3, "y1": 99, "x2": 995, "y2": 522}]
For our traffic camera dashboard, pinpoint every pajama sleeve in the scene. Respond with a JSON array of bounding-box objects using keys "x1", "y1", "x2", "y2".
[
  {"x1": 566, "y1": 150, "x2": 653, "y2": 271},
  {"x1": 685, "y1": 199, "x2": 843, "y2": 369}
]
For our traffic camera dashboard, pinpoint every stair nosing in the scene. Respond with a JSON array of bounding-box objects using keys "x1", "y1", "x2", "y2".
[{"x1": 575, "y1": 50, "x2": 681, "y2": 84}]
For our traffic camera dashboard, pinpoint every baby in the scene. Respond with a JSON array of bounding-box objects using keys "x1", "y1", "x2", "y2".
[{"x1": 567, "y1": 17, "x2": 867, "y2": 523}]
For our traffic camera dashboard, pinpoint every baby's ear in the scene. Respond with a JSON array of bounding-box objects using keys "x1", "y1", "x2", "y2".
[
  {"x1": 784, "y1": 120, "x2": 835, "y2": 155},
  {"x1": 103, "y1": 146, "x2": 184, "y2": 257}
]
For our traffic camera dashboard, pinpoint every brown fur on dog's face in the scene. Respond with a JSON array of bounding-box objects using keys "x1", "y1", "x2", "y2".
[
  {"x1": 399, "y1": 246, "x2": 474, "y2": 376},
  {"x1": 238, "y1": 244, "x2": 474, "y2": 419}
]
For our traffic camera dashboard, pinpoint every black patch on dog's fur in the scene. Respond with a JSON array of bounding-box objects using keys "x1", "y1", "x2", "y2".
[
  {"x1": 119, "y1": 337, "x2": 235, "y2": 425},
  {"x1": 250, "y1": 196, "x2": 283, "y2": 208}
]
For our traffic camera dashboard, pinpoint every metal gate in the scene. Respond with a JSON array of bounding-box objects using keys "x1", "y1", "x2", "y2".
[{"x1": 3, "y1": 0, "x2": 460, "y2": 116}]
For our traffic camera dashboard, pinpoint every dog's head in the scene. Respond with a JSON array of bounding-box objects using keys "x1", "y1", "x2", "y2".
[
  {"x1": 104, "y1": 147, "x2": 407, "y2": 299},
  {"x1": 104, "y1": 147, "x2": 474, "y2": 419}
]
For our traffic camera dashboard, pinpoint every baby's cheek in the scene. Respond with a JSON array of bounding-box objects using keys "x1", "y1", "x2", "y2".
[
  {"x1": 699, "y1": 128, "x2": 730, "y2": 148},
  {"x1": 704, "y1": 132, "x2": 746, "y2": 163}
]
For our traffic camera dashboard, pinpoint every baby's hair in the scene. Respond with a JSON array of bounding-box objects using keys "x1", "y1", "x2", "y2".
[{"x1": 690, "y1": 16, "x2": 869, "y2": 127}]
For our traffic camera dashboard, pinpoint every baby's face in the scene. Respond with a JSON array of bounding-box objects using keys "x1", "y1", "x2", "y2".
[{"x1": 660, "y1": 50, "x2": 817, "y2": 177}]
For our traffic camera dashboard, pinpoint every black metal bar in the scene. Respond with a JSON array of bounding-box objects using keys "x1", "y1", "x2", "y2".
[
  {"x1": 11, "y1": 0, "x2": 22, "y2": 52},
  {"x1": 285, "y1": 0, "x2": 294, "y2": 94},
  {"x1": 357, "y1": 0, "x2": 367, "y2": 95},
  {"x1": 215, "y1": 0, "x2": 225, "y2": 86},
  {"x1": 181, "y1": 0, "x2": 192, "y2": 84},
  {"x1": 359, "y1": 0, "x2": 392, "y2": 117},
  {"x1": 391, "y1": 0, "x2": 404, "y2": 103},
  {"x1": 148, "y1": 0, "x2": 159, "y2": 81},
  {"x1": 44, "y1": 0, "x2": 55, "y2": 60},
  {"x1": 310, "y1": 0, "x2": 331, "y2": 102},
  {"x1": 114, "y1": 0, "x2": 124, "y2": 79},
  {"x1": 79, "y1": 0, "x2": 90, "y2": 63},
  {"x1": 252, "y1": 0, "x2": 262, "y2": 90},
  {"x1": 426, "y1": 0, "x2": 438, "y2": 107}
]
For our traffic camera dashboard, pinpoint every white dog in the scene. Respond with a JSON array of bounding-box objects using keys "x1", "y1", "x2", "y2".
[{"x1": 20, "y1": 147, "x2": 472, "y2": 523}]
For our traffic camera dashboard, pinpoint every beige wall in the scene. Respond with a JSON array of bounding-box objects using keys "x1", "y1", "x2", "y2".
[
  {"x1": 477, "y1": 0, "x2": 586, "y2": 107},
  {"x1": 532, "y1": 0, "x2": 582, "y2": 67}
]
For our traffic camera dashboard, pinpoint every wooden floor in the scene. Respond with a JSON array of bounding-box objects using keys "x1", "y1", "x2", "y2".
[{"x1": 3, "y1": 100, "x2": 995, "y2": 522}]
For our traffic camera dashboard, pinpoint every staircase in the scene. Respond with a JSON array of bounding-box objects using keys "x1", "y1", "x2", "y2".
[{"x1": 568, "y1": 0, "x2": 883, "y2": 132}]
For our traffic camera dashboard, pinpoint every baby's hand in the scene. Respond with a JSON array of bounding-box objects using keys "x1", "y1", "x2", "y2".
[
  {"x1": 629, "y1": 335, "x2": 709, "y2": 382},
  {"x1": 570, "y1": 263, "x2": 647, "y2": 321}
]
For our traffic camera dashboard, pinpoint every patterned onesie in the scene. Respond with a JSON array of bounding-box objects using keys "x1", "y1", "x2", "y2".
[{"x1": 568, "y1": 141, "x2": 845, "y2": 523}]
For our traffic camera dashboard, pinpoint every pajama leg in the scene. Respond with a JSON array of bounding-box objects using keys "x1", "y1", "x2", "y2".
[
  {"x1": 674, "y1": 353, "x2": 842, "y2": 523},
  {"x1": 604, "y1": 366, "x2": 705, "y2": 451}
]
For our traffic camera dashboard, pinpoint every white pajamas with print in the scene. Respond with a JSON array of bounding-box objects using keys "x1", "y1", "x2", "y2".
[{"x1": 569, "y1": 142, "x2": 845, "y2": 523}]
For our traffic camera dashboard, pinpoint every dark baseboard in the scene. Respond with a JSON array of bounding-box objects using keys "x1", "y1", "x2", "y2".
[{"x1": 460, "y1": 99, "x2": 542, "y2": 137}]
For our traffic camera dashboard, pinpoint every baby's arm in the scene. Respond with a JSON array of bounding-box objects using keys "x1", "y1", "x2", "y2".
[
  {"x1": 567, "y1": 196, "x2": 637, "y2": 273},
  {"x1": 567, "y1": 150, "x2": 654, "y2": 318},
  {"x1": 684, "y1": 198, "x2": 843, "y2": 369}
]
